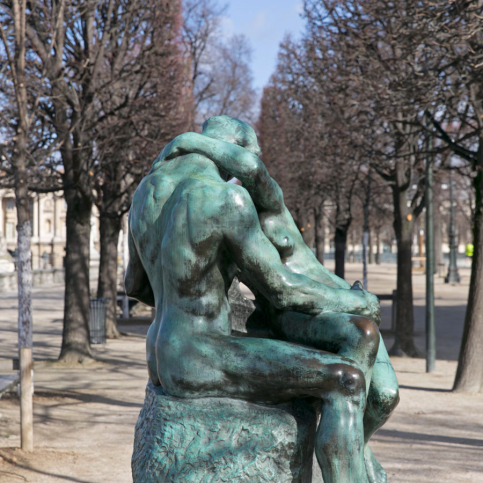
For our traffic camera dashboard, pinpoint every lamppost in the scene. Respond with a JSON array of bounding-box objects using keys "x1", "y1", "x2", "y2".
[
  {"x1": 445, "y1": 169, "x2": 460, "y2": 284},
  {"x1": 425, "y1": 128, "x2": 435, "y2": 372}
]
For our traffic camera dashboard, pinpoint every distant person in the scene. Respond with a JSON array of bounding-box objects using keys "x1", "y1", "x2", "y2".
[{"x1": 466, "y1": 243, "x2": 474, "y2": 265}]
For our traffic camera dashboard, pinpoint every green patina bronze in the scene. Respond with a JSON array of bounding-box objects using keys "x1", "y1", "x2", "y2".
[{"x1": 127, "y1": 116, "x2": 399, "y2": 483}]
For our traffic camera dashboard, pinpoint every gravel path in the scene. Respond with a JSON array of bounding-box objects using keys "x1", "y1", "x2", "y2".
[{"x1": 0, "y1": 262, "x2": 481, "y2": 482}]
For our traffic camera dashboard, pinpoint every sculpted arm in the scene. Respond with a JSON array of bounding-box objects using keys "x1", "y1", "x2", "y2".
[
  {"x1": 223, "y1": 187, "x2": 369, "y2": 316},
  {"x1": 163, "y1": 132, "x2": 283, "y2": 211},
  {"x1": 262, "y1": 206, "x2": 352, "y2": 289},
  {"x1": 164, "y1": 132, "x2": 350, "y2": 289},
  {"x1": 124, "y1": 211, "x2": 155, "y2": 308}
]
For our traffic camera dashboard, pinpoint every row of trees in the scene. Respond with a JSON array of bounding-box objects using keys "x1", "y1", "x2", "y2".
[
  {"x1": 0, "y1": 0, "x2": 257, "y2": 363},
  {"x1": 3, "y1": 0, "x2": 481, "y2": 396},
  {"x1": 258, "y1": 0, "x2": 483, "y2": 392}
]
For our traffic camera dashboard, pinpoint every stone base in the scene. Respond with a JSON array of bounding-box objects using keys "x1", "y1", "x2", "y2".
[{"x1": 132, "y1": 382, "x2": 319, "y2": 483}]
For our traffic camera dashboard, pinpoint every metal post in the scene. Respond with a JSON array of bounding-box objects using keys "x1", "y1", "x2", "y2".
[
  {"x1": 122, "y1": 214, "x2": 130, "y2": 319},
  {"x1": 362, "y1": 230, "x2": 368, "y2": 289},
  {"x1": 425, "y1": 131, "x2": 436, "y2": 373},
  {"x1": 362, "y1": 171, "x2": 372, "y2": 290},
  {"x1": 445, "y1": 169, "x2": 461, "y2": 284}
]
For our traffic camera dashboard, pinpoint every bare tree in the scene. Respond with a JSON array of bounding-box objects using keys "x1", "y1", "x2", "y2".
[
  {"x1": 182, "y1": 0, "x2": 257, "y2": 126},
  {"x1": 258, "y1": 35, "x2": 365, "y2": 279},
  {"x1": 0, "y1": 0, "x2": 71, "y2": 448},
  {"x1": 302, "y1": 0, "x2": 449, "y2": 356},
  {"x1": 93, "y1": 0, "x2": 189, "y2": 338},
  {"x1": 4, "y1": 0, "x2": 188, "y2": 363},
  {"x1": 422, "y1": 1, "x2": 483, "y2": 392},
  {"x1": 0, "y1": 0, "x2": 34, "y2": 450}
]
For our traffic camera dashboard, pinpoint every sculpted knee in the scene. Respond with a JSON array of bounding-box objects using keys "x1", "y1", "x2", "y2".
[
  {"x1": 352, "y1": 316, "x2": 380, "y2": 353},
  {"x1": 377, "y1": 384, "x2": 400, "y2": 414},
  {"x1": 369, "y1": 381, "x2": 400, "y2": 416},
  {"x1": 337, "y1": 365, "x2": 366, "y2": 398}
]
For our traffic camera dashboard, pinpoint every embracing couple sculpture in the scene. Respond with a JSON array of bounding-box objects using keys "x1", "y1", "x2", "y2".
[{"x1": 126, "y1": 116, "x2": 399, "y2": 483}]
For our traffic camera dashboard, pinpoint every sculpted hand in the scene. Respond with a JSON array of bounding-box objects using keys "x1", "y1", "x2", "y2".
[
  {"x1": 163, "y1": 133, "x2": 192, "y2": 160},
  {"x1": 350, "y1": 281, "x2": 381, "y2": 326}
]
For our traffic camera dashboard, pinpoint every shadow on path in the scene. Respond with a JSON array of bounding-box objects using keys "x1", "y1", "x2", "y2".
[
  {"x1": 0, "y1": 450, "x2": 97, "y2": 483},
  {"x1": 33, "y1": 389, "x2": 143, "y2": 409},
  {"x1": 377, "y1": 429, "x2": 483, "y2": 447},
  {"x1": 399, "y1": 384, "x2": 452, "y2": 393}
]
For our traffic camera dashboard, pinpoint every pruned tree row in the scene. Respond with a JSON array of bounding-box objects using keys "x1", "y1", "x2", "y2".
[{"x1": 259, "y1": 0, "x2": 483, "y2": 392}]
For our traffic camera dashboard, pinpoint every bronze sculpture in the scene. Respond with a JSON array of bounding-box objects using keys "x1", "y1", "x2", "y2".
[{"x1": 127, "y1": 116, "x2": 399, "y2": 483}]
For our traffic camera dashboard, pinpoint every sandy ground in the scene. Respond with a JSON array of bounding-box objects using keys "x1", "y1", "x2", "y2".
[{"x1": 0, "y1": 262, "x2": 482, "y2": 483}]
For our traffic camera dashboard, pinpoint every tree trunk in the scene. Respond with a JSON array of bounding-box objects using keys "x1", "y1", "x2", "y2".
[
  {"x1": 453, "y1": 148, "x2": 483, "y2": 393},
  {"x1": 315, "y1": 204, "x2": 325, "y2": 265},
  {"x1": 15, "y1": 175, "x2": 32, "y2": 350},
  {"x1": 15, "y1": 167, "x2": 34, "y2": 454},
  {"x1": 301, "y1": 207, "x2": 316, "y2": 250},
  {"x1": 334, "y1": 227, "x2": 348, "y2": 279},
  {"x1": 59, "y1": 191, "x2": 93, "y2": 363},
  {"x1": 97, "y1": 214, "x2": 122, "y2": 339},
  {"x1": 334, "y1": 200, "x2": 351, "y2": 279},
  {"x1": 390, "y1": 185, "x2": 420, "y2": 357}
]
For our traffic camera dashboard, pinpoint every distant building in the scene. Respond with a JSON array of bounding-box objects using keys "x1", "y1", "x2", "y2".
[{"x1": 0, "y1": 189, "x2": 100, "y2": 269}]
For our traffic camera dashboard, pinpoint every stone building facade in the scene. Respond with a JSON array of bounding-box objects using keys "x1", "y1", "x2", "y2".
[{"x1": 0, "y1": 189, "x2": 100, "y2": 270}]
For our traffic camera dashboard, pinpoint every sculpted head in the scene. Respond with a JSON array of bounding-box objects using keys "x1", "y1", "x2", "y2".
[{"x1": 201, "y1": 116, "x2": 261, "y2": 156}]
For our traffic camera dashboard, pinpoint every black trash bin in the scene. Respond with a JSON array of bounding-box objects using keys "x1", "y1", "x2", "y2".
[{"x1": 90, "y1": 298, "x2": 108, "y2": 344}]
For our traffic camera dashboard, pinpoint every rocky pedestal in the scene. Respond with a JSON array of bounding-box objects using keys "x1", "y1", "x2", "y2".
[{"x1": 132, "y1": 382, "x2": 319, "y2": 483}]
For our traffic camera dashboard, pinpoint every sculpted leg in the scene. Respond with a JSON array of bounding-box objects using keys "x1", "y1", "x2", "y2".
[
  {"x1": 364, "y1": 335, "x2": 400, "y2": 441},
  {"x1": 274, "y1": 311, "x2": 398, "y2": 483},
  {"x1": 363, "y1": 334, "x2": 400, "y2": 483},
  {"x1": 158, "y1": 333, "x2": 369, "y2": 483},
  {"x1": 315, "y1": 365, "x2": 368, "y2": 483},
  {"x1": 275, "y1": 311, "x2": 380, "y2": 391}
]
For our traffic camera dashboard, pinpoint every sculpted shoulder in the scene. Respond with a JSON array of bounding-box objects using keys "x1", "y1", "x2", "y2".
[
  {"x1": 219, "y1": 183, "x2": 257, "y2": 219},
  {"x1": 130, "y1": 170, "x2": 176, "y2": 232}
]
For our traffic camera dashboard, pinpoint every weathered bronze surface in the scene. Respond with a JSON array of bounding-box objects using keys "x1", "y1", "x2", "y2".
[
  {"x1": 127, "y1": 116, "x2": 399, "y2": 483},
  {"x1": 133, "y1": 381, "x2": 318, "y2": 483}
]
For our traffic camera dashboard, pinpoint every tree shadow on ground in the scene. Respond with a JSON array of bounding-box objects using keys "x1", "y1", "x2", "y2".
[
  {"x1": 398, "y1": 384, "x2": 451, "y2": 393},
  {"x1": 33, "y1": 389, "x2": 143, "y2": 408},
  {"x1": 376, "y1": 428, "x2": 483, "y2": 447},
  {"x1": 0, "y1": 461, "x2": 97, "y2": 483}
]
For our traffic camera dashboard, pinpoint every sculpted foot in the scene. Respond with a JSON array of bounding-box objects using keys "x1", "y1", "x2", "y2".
[{"x1": 365, "y1": 445, "x2": 387, "y2": 483}]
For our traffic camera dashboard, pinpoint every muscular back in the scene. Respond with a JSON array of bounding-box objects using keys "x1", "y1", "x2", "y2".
[
  {"x1": 128, "y1": 154, "x2": 253, "y2": 387},
  {"x1": 129, "y1": 154, "x2": 240, "y2": 328}
]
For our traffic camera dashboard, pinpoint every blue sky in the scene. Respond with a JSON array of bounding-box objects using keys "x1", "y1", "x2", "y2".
[{"x1": 221, "y1": 0, "x2": 305, "y2": 91}]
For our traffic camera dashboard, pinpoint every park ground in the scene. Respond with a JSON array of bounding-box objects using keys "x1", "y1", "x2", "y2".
[{"x1": 0, "y1": 262, "x2": 482, "y2": 483}]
